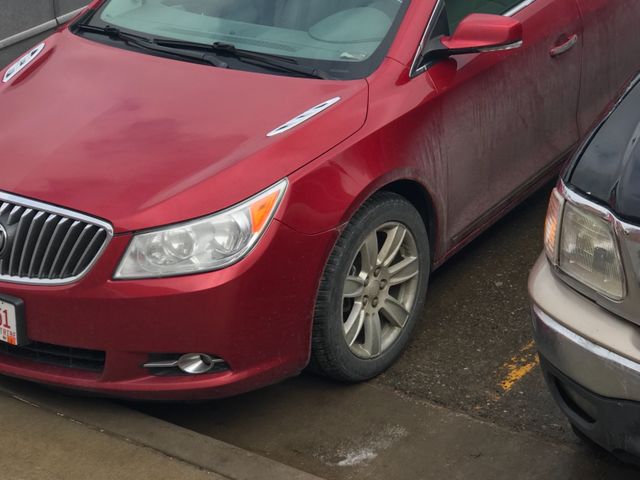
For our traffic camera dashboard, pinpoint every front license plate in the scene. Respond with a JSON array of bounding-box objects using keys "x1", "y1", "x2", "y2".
[{"x1": 0, "y1": 295, "x2": 26, "y2": 347}]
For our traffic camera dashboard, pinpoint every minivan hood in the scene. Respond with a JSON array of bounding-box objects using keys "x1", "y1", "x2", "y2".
[
  {"x1": 568, "y1": 77, "x2": 640, "y2": 224},
  {"x1": 0, "y1": 31, "x2": 368, "y2": 233}
]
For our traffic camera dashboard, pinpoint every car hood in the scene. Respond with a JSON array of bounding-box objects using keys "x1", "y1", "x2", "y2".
[
  {"x1": 568, "y1": 77, "x2": 640, "y2": 224},
  {"x1": 0, "y1": 31, "x2": 368, "y2": 233}
]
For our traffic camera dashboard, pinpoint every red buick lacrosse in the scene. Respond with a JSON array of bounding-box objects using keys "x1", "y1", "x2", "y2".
[{"x1": 0, "y1": 0, "x2": 637, "y2": 399}]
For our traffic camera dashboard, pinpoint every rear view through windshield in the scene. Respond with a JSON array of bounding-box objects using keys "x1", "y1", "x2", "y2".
[{"x1": 94, "y1": 0, "x2": 409, "y2": 78}]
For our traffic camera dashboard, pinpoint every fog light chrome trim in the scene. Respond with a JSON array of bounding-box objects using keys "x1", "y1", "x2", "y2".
[{"x1": 143, "y1": 353, "x2": 226, "y2": 375}]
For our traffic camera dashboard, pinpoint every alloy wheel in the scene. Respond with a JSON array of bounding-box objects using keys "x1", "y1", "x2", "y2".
[{"x1": 341, "y1": 222, "x2": 420, "y2": 359}]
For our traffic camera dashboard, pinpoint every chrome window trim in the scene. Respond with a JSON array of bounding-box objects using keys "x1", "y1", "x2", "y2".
[
  {"x1": 409, "y1": 0, "x2": 535, "y2": 78},
  {"x1": 477, "y1": 40, "x2": 523, "y2": 53},
  {"x1": 552, "y1": 181, "x2": 640, "y2": 326},
  {"x1": 0, "y1": 191, "x2": 113, "y2": 286},
  {"x1": 504, "y1": 0, "x2": 536, "y2": 17},
  {"x1": 409, "y1": 0, "x2": 445, "y2": 78}
]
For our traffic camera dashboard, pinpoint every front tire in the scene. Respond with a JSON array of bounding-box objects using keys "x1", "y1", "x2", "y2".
[{"x1": 310, "y1": 192, "x2": 430, "y2": 382}]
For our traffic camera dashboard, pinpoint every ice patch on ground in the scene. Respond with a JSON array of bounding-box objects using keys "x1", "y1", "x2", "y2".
[
  {"x1": 319, "y1": 424, "x2": 409, "y2": 467},
  {"x1": 336, "y1": 448, "x2": 378, "y2": 466}
]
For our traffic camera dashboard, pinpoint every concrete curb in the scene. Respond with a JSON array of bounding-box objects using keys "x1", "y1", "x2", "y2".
[{"x1": 0, "y1": 377, "x2": 324, "y2": 480}]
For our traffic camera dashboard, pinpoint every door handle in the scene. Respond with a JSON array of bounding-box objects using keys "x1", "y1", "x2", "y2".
[{"x1": 550, "y1": 34, "x2": 578, "y2": 57}]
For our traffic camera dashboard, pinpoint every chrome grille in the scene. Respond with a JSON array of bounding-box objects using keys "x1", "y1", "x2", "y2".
[{"x1": 0, "y1": 193, "x2": 112, "y2": 284}]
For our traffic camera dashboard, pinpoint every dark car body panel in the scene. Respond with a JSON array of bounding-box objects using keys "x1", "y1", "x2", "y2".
[{"x1": 566, "y1": 75, "x2": 640, "y2": 224}]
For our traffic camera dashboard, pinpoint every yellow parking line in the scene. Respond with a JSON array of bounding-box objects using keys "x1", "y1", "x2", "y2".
[{"x1": 499, "y1": 341, "x2": 540, "y2": 393}]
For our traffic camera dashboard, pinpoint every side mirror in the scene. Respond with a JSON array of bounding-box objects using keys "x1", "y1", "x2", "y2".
[
  {"x1": 421, "y1": 13, "x2": 523, "y2": 66},
  {"x1": 441, "y1": 13, "x2": 523, "y2": 54}
]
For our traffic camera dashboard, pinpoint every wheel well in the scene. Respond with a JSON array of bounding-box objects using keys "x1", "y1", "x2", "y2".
[{"x1": 381, "y1": 180, "x2": 437, "y2": 259}]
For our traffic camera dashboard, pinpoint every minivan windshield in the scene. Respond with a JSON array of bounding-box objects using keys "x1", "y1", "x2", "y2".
[{"x1": 83, "y1": 0, "x2": 410, "y2": 79}]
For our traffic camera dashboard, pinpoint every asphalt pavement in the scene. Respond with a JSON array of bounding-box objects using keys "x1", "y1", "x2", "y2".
[
  {"x1": 133, "y1": 185, "x2": 640, "y2": 479},
  {"x1": 377, "y1": 183, "x2": 569, "y2": 443}
]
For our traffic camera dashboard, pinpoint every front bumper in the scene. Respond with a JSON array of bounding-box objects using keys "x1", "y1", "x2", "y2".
[
  {"x1": 530, "y1": 255, "x2": 640, "y2": 457},
  {"x1": 0, "y1": 220, "x2": 336, "y2": 400},
  {"x1": 539, "y1": 356, "x2": 640, "y2": 462}
]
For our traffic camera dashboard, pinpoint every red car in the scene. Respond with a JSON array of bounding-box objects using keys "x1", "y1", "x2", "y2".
[{"x1": 0, "y1": 0, "x2": 638, "y2": 400}]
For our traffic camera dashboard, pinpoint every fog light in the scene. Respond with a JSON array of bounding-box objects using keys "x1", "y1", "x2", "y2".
[
  {"x1": 178, "y1": 353, "x2": 218, "y2": 374},
  {"x1": 143, "y1": 353, "x2": 227, "y2": 375}
]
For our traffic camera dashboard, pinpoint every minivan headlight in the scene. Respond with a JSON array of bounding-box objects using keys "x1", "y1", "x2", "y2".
[
  {"x1": 115, "y1": 179, "x2": 287, "y2": 279},
  {"x1": 544, "y1": 186, "x2": 626, "y2": 300}
]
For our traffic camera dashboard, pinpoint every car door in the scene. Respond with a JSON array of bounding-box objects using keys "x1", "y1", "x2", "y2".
[
  {"x1": 415, "y1": 0, "x2": 582, "y2": 244},
  {"x1": 575, "y1": 0, "x2": 640, "y2": 134}
]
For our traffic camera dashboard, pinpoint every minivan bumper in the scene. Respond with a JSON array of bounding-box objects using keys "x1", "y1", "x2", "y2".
[{"x1": 530, "y1": 255, "x2": 640, "y2": 458}]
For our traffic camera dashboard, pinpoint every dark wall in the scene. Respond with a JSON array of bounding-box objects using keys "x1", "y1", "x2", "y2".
[{"x1": 1, "y1": 0, "x2": 87, "y2": 68}]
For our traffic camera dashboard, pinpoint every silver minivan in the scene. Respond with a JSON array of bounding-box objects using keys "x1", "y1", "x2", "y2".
[{"x1": 531, "y1": 73, "x2": 640, "y2": 462}]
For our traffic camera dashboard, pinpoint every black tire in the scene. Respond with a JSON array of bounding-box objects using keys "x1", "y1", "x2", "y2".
[{"x1": 310, "y1": 191, "x2": 430, "y2": 382}]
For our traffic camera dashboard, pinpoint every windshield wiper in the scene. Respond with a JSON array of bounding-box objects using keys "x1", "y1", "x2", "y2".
[
  {"x1": 153, "y1": 39, "x2": 332, "y2": 79},
  {"x1": 74, "y1": 23, "x2": 151, "y2": 42},
  {"x1": 73, "y1": 23, "x2": 328, "y2": 78},
  {"x1": 73, "y1": 24, "x2": 228, "y2": 68}
]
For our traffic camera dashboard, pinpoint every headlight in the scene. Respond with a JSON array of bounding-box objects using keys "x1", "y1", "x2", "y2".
[
  {"x1": 114, "y1": 179, "x2": 287, "y2": 279},
  {"x1": 545, "y1": 186, "x2": 626, "y2": 300}
]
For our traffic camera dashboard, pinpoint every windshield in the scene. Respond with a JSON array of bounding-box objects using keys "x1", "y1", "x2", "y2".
[{"x1": 86, "y1": 0, "x2": 410, "y2": 79}]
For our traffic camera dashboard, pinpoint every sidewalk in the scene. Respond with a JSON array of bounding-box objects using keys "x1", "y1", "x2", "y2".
[
  {"x1": 0, "y1": 377, "x2": 323, "y2": 480},
  {"x1": 2, "y1": 391, "x2": 220, "y2": 480}
]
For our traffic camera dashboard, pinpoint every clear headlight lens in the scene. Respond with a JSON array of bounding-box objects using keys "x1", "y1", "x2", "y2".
[
  {"x1": 115, "y1": 180, "x2": 287, "y2": 279},
  {"x1": 558, "y1": 202, "x2": 625, "y2": 300}
]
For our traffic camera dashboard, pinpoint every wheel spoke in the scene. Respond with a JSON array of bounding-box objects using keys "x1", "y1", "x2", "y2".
[
  {"x1": 363, "y1": 312, "x2": 383, "y2": 357},
  {"x1": 378, "y1": 225, "x2": 407, "y2": 267},
  {"x1": 344, "y1": 304, "x2": 365, "y2": 347},
  {"x1": 381, "y1": 296, "x2": 410, "y2": 328},
  {"x1": 388, "y1": 256, "x2": 419, "y2": 286},
  {"x1": 360, "y1": 231, "x2": 379, "y2": 273},
  {"x1": 343, "y1": 276, "x2": 365, "y2": 299}
]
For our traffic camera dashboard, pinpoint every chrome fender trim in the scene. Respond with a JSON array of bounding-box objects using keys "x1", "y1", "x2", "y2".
[{"x1": 267, "y1": 97, "x2": 341, "y2": 137}]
